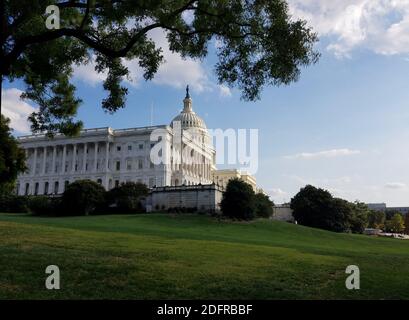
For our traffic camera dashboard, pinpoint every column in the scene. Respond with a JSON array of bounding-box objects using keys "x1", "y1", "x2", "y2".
[
  {"x1": 105, "y1": 142, "x2": 109, "y2": 171},
  {"x1": 24, "y1": 149, "x2": 29, "y2": 175},
  {"x1": 72, "y1": 144, "x2": 77, "y2": 172},
  {"x1": 61, "y1": 145, "x2": 67, "y2": 174},
  {"x1": 52, "y1": 146, "x2": 57, "y2": 174},
  {"x1": 42, "y1": 147, "x2": 47, "y2": 175},
  {"x1": 104, "y1": 142, "x2": 110, "y2": 190},
  {"x1": 82, "y1": 143, "x2": 88, "y2": 172},
  {"x1": 94, "y1": 142, "x2": 98, "y2": 172},
  {"x1": 31, "y1": 148, "x2": 37, "y2": 176}
]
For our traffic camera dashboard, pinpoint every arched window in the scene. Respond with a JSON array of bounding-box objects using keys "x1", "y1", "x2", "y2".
[
  {"x1": 54, "y1": 181, "x2": 59, "y2": 194},
  {"x1": 44, "y1": 182, "x2": 49, "y2": 195},
  {"x1": 25, "y1": 183, "x2": 30, "y2": 195},
  {"x1": 34, "y1": 183, "x2": 39, "y2": 195},
  {"x1": 97, "y1": 179, "x2": 102, "y2": 185}
]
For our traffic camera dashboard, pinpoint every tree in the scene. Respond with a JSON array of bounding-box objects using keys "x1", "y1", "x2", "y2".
[
  {"x1": 349, "y1": 201, "x2": 369, "y2": 234},
  {"x1": 367, "y1": 210, "x2": 385, "y2": 230},
  {"x1": 1, "y1": 0, "x2": 319, "y2": 135},
  {"x1": 290, "y1": 185, "x2": 353, "y2": 233},
  {"x1": 106, "y1": 181, "x2": 149, "y2": 213},
  {"x1": 385, "y1": 213, "x2": 405, "y2": 234},
  {"x1": 404, "y1": 214, "x2": 409, "y2": 235},
  {"x1": 254, "y1": 192, "x2": 274, "y2": 218},
  {"x1": 0, "y1": 115, "x2": 26, "y2": 195},
  {"x1": 291, "y1": 185, "x2": 334, "y2": 231},
  {"x1": 221, "y1": 178, "x2": 255, "y2": 220},
  {"x1": 61, "y1": 179, "x2": 105, "y2": 215}
]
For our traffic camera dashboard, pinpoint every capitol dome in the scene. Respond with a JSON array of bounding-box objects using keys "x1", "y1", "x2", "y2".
[{"x1": 171, "y1": 86, "x2": 207, "y2": 130}]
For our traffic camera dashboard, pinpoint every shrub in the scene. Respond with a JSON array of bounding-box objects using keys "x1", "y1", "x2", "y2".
[
  {"x1": 105, "y1": 182, "x2": 149, "y2": 213},
  {"x1": 221, "y1": 178, "x2": 256, "y2": 220},
  {"x1": 61, "y1": 180, "x2": 106, "y2": 216},
  {"x1": 254, "y1": 193, "x2": 274, "y2": 218},
  {"x1": 28, "y1": 196, "x2": 61, "y2": 216},
  {"x1": 0, "y1": 194, "x2": 29, "y2": 213}
]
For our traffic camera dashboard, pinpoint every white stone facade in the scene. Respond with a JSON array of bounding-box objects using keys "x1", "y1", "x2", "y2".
[{"x1": 16, "y1": 89, "x2": 216, "y2": 196}]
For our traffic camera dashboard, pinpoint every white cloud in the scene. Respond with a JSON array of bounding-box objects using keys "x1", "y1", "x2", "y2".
[
  {"x1": 2, "y1": 88, "x2": 37, "y2": 134},
  {"x1": 73, "y1": 29, "x2": 211, "y2": 93},
  {"x1": 284, "y1": 148, "x2": 361, "y2": 160},
  {"x1": 73, "y1": 59, "x2": 108, "y2": 86},
  {"x1": 288, "y1": 0, "x2": 409, "y2": 57},
  {"x1": 267, "y1": 188, "x2": 289, "y2": 203},
  {"x1": 218, "y1": 84, "x2": 232, "y2": 97},
  {"x1": 385, "y1": 182, "x2": 407, "y2": 189}
]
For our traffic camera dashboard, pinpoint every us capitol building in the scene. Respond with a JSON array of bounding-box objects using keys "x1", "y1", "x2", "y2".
[{"x1": 16, "y1": 87, "x2": 258, "y2": 206}]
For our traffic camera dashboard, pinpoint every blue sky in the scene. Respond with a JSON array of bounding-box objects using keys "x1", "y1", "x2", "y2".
[{"x1": 3, "y1": 0, "x2": 409, "y2": 205}]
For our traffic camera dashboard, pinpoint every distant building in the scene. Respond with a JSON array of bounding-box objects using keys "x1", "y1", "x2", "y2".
[
  {"x1": 386, "y1": 207, "x2": 409, "y2": 215},
  {"x1": 211, "y1": 169, "x2": 257, "y2": 192},
  {"x1": 367, "y1": 203, "x2": 387, "y2": 211},
  {"x1": 367, "y1": 203, "x2": 409, "y2": 215}
]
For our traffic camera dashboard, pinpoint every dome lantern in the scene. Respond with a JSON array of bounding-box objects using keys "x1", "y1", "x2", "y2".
[{"x1": 171, "y1": 85, "x2": 207, "y2": 131}]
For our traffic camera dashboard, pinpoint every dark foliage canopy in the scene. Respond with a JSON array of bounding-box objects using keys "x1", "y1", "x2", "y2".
[
  {"x1": 0, "y1": 115, "x2": 26, "y2": 194},
  {"x1": 291, "y1": 185, "x2": 368, "y2": 233},
  {"x1": 254, "y1": 192, "x2": 273, "y2": 218},
  {"x1": 1, "y1": 0, "x2": 319, "y2": 135},
  {"x1": 61, "y1": 179, "x2": 105, "y2": 215},
  {"x1": 221, "y1": 178, "x2": 256, "y2": 220},
  {"x1": 106, "y1": 181, "x2": 149, "y2": 213}
]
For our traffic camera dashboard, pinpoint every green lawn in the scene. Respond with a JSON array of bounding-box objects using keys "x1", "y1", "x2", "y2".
[{"x1": 0, "y1": 212, "x2": 408, "y2": 299}]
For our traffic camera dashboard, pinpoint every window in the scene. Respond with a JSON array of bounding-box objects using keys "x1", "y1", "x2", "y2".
[
  {"x1": 139, "y1": 144, "x2": 144, "y2": 150},
  {"x1": 127, "y1": 160, "x2": 132, "y2": 171},
  {"x1": 34, "y1": 183, "x2": 39, "y2": 195},
  {"x1": 25, "y1": 183, "x2": 30, "y2": 195},
  {"x1": 138, "y1": 159, "x2": 143, "y2": 169},
  {"x1": 115, "y1": 180, "x2": 120, "y2": 188},
  {"x1": 128, "y1": 145, "x2": 132, "y2": 151},
  {"x1": 150, "y1": 143, "x2": 155, "y2": 149},
  {"x1": 117, "y1": 146, "x2": 121, "y2": 151},
  {"x1": 44, "y1": 182, "x2": 49, "y2": 195},
  {"x1": 64, "y1": 181, "x2": 69, "y2": 191},
  {"x1": 54, "y1": 181, "x2": 59, "y2": 194},
  {"x1": 116, "y1": 161, "x2": 121, "y2": 171},
  {"x1": 149, "y1": 178, "x2": 155, "y2": 188},
  {"x1": 97, "y1": 179, "x2": 102, "y2": 185}
]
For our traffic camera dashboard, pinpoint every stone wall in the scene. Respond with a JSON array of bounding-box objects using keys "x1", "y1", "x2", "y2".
[
  {"x1": 272, "y1": 205, "x2": 294, "y2": 222},
  {"x1": 146, "y1": 184, "x2": 224, "y2": 213}
]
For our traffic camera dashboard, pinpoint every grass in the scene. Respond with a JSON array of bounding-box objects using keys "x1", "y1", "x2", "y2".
[{"x1": 0, "y1": 212, "x2": 408, "y2": 299}]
